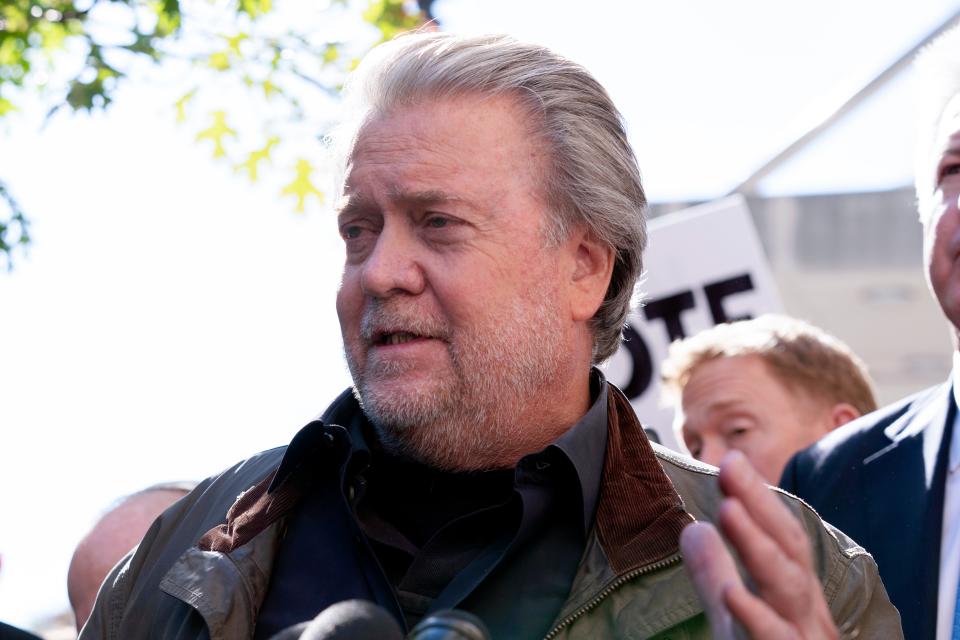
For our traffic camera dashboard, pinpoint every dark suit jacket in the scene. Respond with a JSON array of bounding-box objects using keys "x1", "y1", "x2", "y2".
[
  {"x1": 0, "y1": 622, "x2": 41, "y2": 640},
  {"x1": 780, "y1": 382, "x2": 955, "y2": 640}
]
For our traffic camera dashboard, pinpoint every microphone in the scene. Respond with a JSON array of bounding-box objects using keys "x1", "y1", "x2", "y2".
[
  {"x1": 408, "y1": 609, "x2": 491, "y2": 640},
  {"x1": 267, "y1": 599, "x2": 403, "y2": 640}
]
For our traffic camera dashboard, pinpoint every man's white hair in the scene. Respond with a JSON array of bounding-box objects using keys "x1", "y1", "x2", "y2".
[
  {"x1": 914, "y1": 25, "x2": 960, "y2": 218},
  {"x1": 333, "y1": 32, "x2": 647, "y2": 363}
]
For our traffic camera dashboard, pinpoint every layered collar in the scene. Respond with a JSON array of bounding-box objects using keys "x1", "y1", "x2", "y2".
[{"x1": 199, "y1": 382, "x2": 694, "y2": 577}]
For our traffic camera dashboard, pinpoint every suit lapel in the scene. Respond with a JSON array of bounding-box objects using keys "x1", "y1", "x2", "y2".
[{"x1": 862, "y1": 382, "x2": 953, "y2": 640}]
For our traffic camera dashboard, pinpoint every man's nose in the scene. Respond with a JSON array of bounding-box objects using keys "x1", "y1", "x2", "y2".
[
  {"x1": 359, "y1": 226, "x2": 426, "y2": 298},
  {"x1": 698, "y1": 440, "x2": 729, "y2": 469}
]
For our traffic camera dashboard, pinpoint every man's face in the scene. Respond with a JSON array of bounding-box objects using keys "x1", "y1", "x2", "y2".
[
  {"x1": 335, "y1": 94, "x2": 584, "y2": 470},
  {"x1": 675, "y1": 355, "x2": 833, "y2": 483},
  {"x1": 923, "y1": 96, "x2": 960, "y2": 335}
]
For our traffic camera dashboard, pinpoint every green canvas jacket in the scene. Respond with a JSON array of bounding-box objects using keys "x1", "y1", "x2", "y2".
[{"x1": 80, "y1": 387, "x2": 902, "y2": 639}]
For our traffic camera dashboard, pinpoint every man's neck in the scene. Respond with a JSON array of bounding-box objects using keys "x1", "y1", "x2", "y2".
[{"x1": 495, "y1": 368, "x2": 595, "y2": 468}]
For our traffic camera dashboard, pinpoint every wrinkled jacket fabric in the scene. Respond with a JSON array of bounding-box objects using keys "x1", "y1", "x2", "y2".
[{"x1": 80, "y1": 387, "x2": 902, "y2": 639}]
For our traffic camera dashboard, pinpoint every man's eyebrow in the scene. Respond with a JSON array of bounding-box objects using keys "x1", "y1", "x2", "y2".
[
  {"x1": 390, "y1": 188, "x2": 475, "y2": 210},
  {"x1": 335, "y1": 192, "x2": 375, "y2": 218},
  {"x1": 336, "y1": 188, "x2": 480, "y2": 218},
  {"x1": 704, "y1": 398, "x2": 748, "y2": 414}
]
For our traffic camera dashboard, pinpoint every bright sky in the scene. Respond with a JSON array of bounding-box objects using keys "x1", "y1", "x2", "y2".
[{"x1": 1, "y1": 0, "x2": 958, "y2": 630}]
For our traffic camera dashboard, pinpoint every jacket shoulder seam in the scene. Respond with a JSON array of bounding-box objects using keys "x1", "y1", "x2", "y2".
[{"x1": 653, "y1": 445, "x2": 720, "y2": 477}]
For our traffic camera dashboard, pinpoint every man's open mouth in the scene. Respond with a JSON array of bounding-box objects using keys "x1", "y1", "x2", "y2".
[{"x1": 374, "y1": 331, "x2": 426, "y2": 346}]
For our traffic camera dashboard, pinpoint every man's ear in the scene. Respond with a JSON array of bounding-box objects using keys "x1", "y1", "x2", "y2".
[
  {"x1": 828, "y1": 403, "x2": 861, "y2": 430},
  {"x1": 567, "y1": 228, "x2": 615, "y2": 322}
]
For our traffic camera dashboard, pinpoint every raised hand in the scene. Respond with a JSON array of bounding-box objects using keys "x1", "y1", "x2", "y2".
[{"x1": 680, "y1": 450, "x2": 838, "y2": 639}]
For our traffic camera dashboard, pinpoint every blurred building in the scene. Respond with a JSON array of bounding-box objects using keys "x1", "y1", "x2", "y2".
[{"x1": 652, "y1": 188, "x2": 953, "y2": 406}]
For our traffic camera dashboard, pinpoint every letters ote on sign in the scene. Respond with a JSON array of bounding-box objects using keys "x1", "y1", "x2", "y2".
[{"x1": 602, "y1": 195, "x2": 783, "y2": 451}]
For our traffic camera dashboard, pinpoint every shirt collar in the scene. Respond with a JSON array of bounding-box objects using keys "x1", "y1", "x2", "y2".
[
  {"x1": 271, "y1": 372, "x2": 610, "y2": 535},
  {"x1": 268, "y1": 389, "x2": 367, "y2": 493},
  {"x1": 547, "y1": 368, "x2": 609, "y2": 533}
]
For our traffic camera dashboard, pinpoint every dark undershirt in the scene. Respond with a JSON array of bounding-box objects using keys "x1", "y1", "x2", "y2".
[
  {"x1": 356, "y1": 451, "x2": 517, "y2": 619},
  {"x1": 253, "y1": 372, "x2": 608, "y2": 639}
]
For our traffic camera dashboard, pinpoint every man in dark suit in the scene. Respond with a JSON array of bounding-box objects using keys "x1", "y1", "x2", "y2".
[{"x1": 780, "y1": 27, "x2": 960, "y2": 640}]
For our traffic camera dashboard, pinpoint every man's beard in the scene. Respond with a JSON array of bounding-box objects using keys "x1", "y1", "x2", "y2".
[{"x1": 343, "y1": 292, "x2": 568, "y2": 471}]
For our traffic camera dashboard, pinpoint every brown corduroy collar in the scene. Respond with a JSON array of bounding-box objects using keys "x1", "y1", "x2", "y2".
[{"x1": 595, "y1": 385, "x2": 694, "y2": 574}]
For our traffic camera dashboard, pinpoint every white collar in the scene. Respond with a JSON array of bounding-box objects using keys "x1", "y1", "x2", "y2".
[{"x1": 949, "y1": 352, "x2": 960, "y2": 473}]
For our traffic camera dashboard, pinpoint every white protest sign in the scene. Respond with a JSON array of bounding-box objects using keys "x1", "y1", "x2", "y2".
[{"x1": 602, "y1": 195, "x2": 783, "y2": 451}]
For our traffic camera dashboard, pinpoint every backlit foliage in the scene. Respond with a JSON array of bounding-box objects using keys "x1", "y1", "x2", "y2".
[{"x1": 0, "y1": 0, "x2": 428, "y2": 269}]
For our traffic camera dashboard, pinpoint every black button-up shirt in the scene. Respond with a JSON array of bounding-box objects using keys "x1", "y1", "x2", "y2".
[{"x1": 254, "y1": 373, "x2": 608, "y2": 639}]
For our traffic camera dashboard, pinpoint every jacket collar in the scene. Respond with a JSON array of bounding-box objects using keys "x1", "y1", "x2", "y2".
[
  {"x1": 197, "y1": 389, "x2": 363, "y2": 553},
  {"x1": 860, "y1": 380, "x2": 955, "y2": 640},
  {"x1": 595, "y1": 384, "x2": 695, "y2": 574},
  {"x1": 882, "y1": 381, "x2": 952, "y2": 441},
  {"x1": 197, "y1": 382, "x2": 695, "y2": 577},
  {"x1": 869, "y1": 381, "x2": 954, "y2": 489}
]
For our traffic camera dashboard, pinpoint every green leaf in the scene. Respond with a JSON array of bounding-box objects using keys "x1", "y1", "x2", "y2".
[
  {"x1": 208, "y1": 51, "x2": 230, "y2": 70},
  {"x1": 36, "y1": 21, "x2": 69, "y2": 53},
  {"x1": 65, "y1": 75, "x2": 110, "y2": 111},
  {"x1": 97, "y1": 65, "x2": 118, "y2": 82},
  {"x1": 195, "y1": 110, "x2": 237, "y2": 157},
  {"x1": 173, "y1": 88, "x2": 195, "y2": 122},
  {"x1": 281, "y1": 158, "x2": 324, "y2": 212},
  {"x1": 234, "y1": 136, "x2": 279, "y2": 181},
  {"x1": 238, "y1": 0, "x2": 272, "y2": 19},
  {"x1": 223, "y1": 32, "x2": 248, "y2": 56},
  {"x1": 1, "y1": 6, "x2": 29, "y2": 33},
  {"x1": 0, "y1": 37, "x2": 25, "y2": 68},
  {"x1": 0, "y1": 96, "x2": 17, "y2": 116},
  {"x1": 362, "y1": 0, "x2": 422, "y2": 43},
  {"x1": 152, "y1": 0, "x2": 182, "y2": 37},
  {"x1": 261, "y1": 78, "x2": 279, "y2": 97},
  {"x1": 127, "y1": 32, "x2": 159, "y2": 58},
  {"x1": 322, "y1": 43, "x2": 339, "y2": 65}
]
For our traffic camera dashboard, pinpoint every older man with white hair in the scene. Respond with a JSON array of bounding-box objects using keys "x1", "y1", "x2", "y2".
[
  {"x1": 781, "y1": 26, "x2": 960, "y2": 640},
  {"x1": 80, "y1": 33, "x2": 899, "y2": 639}
]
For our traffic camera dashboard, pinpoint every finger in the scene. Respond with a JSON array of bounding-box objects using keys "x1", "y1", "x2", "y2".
[
  {"x1": 723, "y1": 582, "x2": 799, "y2": 640},
  {"x1": 717, "y1": 496, "x2": 809, "y2": 618},
  {"x1": 680, "y1": 521, "x2": 739, "y2": 640},
  {"x1": 717, "y1": 450, "x2": 812, "y2": 568}
]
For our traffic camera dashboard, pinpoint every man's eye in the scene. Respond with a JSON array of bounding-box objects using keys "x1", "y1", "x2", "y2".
[
  {"x1": 341, "y1": 225, "x2": 364, "y2": 239},
  {"x1": 939, "y1": 162, "x2": 960, "y2": 184},
  {"x1": 426, "y1": 216, "x2": 450, "y2": 229}
]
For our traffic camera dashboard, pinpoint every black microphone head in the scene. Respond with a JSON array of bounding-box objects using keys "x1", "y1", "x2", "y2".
[
  {"x1": 408, "y1": 609, "x2": 490, "y2": 640},
  {"x1": 268, "y1": 600, "x2": 403, "y2": 640}
]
